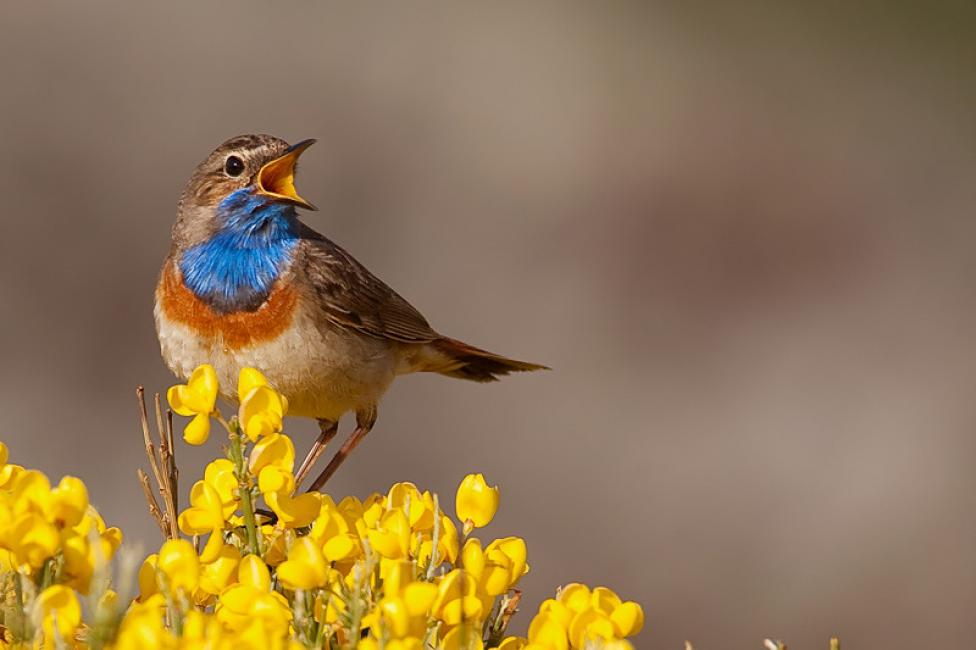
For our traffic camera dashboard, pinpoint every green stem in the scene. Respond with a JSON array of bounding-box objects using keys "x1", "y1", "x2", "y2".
[
  {"x1": 347, "y1": 568, "x2": 365, "y2": 649},
  {"x1": 229, "y1": 432, "x2": 259, "y2": 556},
  {"x1": 425, "y1": 495, "x2": 441, "y2": 580},
  {"x1": 11, "y1": 573, "x2": 26, "y2": 641},
  {"x1": 38, "y1": 558, "x2": 53, "y2": 590},
  {"x1": 240, "y1": 486, "x2": 260, "y2": 556}
]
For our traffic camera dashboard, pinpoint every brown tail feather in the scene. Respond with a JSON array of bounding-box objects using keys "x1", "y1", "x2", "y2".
[{"x1": 428, "y1": 337, "x2": 549, "y2": 382}]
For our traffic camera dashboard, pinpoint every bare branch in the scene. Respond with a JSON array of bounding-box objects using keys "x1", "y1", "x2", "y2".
[
  {"x1": 137, "y1": 469, "x2": 167, "y2": 538},
  {"x1": 154, "y1": 394, "x2": 180, "y2": 538},
  {"x1": 137, "y1": 387, "x2": 166, "y2": 493},
  {"x1": 498, "y1": 590, "x2": 521, "y2": 635},
  {"x1": 136, "y1": 386, "x2": 181, "y2": 541}
]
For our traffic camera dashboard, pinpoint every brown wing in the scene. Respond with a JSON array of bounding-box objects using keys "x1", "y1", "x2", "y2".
[{"x1": 297, "y1": 229, "x2": 439, "y2": 343}]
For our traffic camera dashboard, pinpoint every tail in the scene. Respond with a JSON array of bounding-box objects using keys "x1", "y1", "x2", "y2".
[{"x1": 427, "y1": 337, "x2": 549, "y2": 382}]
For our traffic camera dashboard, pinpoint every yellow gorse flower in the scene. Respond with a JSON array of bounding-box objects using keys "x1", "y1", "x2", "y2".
[
  {"x1": 0, "y1": 365, "x2": 644, "y2": 650},
  {"x1": 32, "y1": 584, "x2": 81, "y2": 646},
  {"x1": 519, "y1": 583, "x2": 644, "y2": 650},
  {"x1": 277, "y1": 536, "x2": 330, "y2": 591},
  {"x1": 216, "y1": 554, "x2": 292, "y2": 634},
  {"x1": 456, "y1": 472, "x2": 500, "y2": 529},
  {"x1": 0, "y1": 450, "x2": 121, "y2": 603},
  {"x1": 238, "y1": 367, "x2": 287, "y2": 442},
  {"x1": 197, "y1": 543, "x2": 241, "y2": 603},
  {"x1": 167, "y1": 364, "x2": 219, "y2": 444},
  {"x1": 156, "y1": 538, "x2": 200, "y2": 595},
  {"x1": 251, "y1": 432, "x2": 321, "y2": 527}
]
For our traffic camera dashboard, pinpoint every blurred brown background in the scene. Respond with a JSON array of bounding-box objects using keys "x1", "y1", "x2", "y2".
[{"x1": 2, "y1": 2, "x2": 975, "y2": 647}]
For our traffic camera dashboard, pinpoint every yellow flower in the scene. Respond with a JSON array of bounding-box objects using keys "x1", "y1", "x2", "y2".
[
  {"x1": 560, "y1": 584, "x2": 644, "y2": 640},
  {"x1": 48, "y1": 475, "x2": 89, "y2": 528},
  {"x1": 527, "y1": 612, "x2": 569, "y2": 650},
  {"x1": 0, "y1": 462, "x2": 23, "y2": 489},
  {"x1": 238, "y1": 553, "x2": 272, "y2": 591},
  {"x1": 367, "y1": 561, "x2": 437, "y2": 640},
  {"x1": 248, "y1": 432, "x2": 295, "y2": 475},
  {"x1": 458, "y1": 536, "x2": 527, "y2": 597},
  {"x1": 178, "y1": 480, "x2": 227, "y2": 562},
  {"x1": 599, "y1": 641, "x2": 636, "y2": 650},
  {"x1": 527, "y1": 584, "x2": 643, "y2": 648},
  {"x1": 567, "y1": 607, "x2": 617, "y2": 649},
  {"x1": 11, "y1": 469, "x2": 52, "y2": 512},
  {"x1": 8, "y1": 512, "x2": 59, "y2": 569},
  {"x1": 590, "y1": 586, "x2": 621, "y2": 615},
  {"x1": 260, "y1": 473, "x2": 321, "y2": 529},
  {"x1": 557, "y1": 583, "x2": 592, "y2": 613},
  {"x1": 137, "y1": 554, "x2": 160, "y2": 601},
  {"x1": 261, "y1": 526, "x2": 289, "y2": 566},
  {"x1": 361, "y1": 492, "x2": 386, "y2": 528},
  {"x1": 456, "y1": 473, "x2": 499, "y2": 529},
  {"x1": 115, "y1": 595, "x2": 171, "y2": 650},
  {"x1": 537, "y1": 599, "x2": 573, "y2": 629},
  {"x1": 204, "y1": 458, "x2": 239, "y2": 515},
  {"x1": 61, "y1": 527, "x2": 117, "y2": 594},
  {"x1": 387, "y1": 482, "x2": 436, "y2": 531},
  {"x1": 0, "y1": 434, "x2": 647, "y2": 650},
  {"x1": 156, "y1": 538, "x2": 200, "y2": 594},
  {"x1": 167, "y1": 364, "x2": 219, "y2": 445},
  {"x1": 367, "y1": 509, "x2": 411, "y2": 560},
  {"x1": 237, "y1": 368, "x2": 287, "y2": 442},
  {"x1": 217, "y1": 554, "x2": 292, "y2": 633},
  {"x1": 247, "y1": 432, "x2": 321, "y2": 527},
  {"x1": 481, "y1": 537, "x2": 528, "y2": 596},
  {"x1": 198, "y1": 543, "x2": 241, "y2": 597},
  {"x1": 609, "y1": 601, "x2": 644, "y2": 638},
  {"x1": 238, "y1": 367, "x2": 271, "y2": 400},
  {"x1": 431, "y1": 569, "x2": 484, "y2": 626},
  {"x1": 461, "y1": 538, "x2": 486, "y2": 579},
  {"x1": 441, "y1": 623, "x2": 485, "y2": 650},
  {"x1": 176, "y1": 459, "x2": 238, "y2": 562},
  {"x1": 308, "y1": 502, "x2": 361, "y2": 563},
  {"x1": 417, "y1": 513, "x2": 460, "y2": 568},
  {"x1": 277, "y1": 536, "x2": 329, "y2": 590},
  {"x1": 32, "y1": 585, "x2": 81, "y2": 645},
  {"x1": 70, "y1": 505, "x2": 122, "y2": 550}
]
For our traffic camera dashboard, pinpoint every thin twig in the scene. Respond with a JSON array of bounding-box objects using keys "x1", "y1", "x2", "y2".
[
  {"x1": 155, "y1": 394, "x2": 179, "y2": 539},
  {"x1": 166, "y1": 409, "x2": 178, "y2": 512},
  {"x1": 497, "y1": 590, "x2": 521, "y2": 636},
  {"x1": 137, "y1": 387, "x2": 166, "y2": 496},
  {"x1": 138, "y1": 469, "x2": 167, "y2": 537},
  {"x1": 136, "y1": 386, "x2": 181, "y2": 540}
]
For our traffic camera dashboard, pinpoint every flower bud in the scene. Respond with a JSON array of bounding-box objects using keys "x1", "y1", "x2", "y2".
[{"x1": 455, "y1": 473, "x2": 499, "y2": 528}]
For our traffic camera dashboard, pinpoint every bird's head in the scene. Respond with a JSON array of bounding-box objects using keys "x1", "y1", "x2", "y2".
[{"x1": 172, "y1": 134, "x2": 316, "y2": 249}]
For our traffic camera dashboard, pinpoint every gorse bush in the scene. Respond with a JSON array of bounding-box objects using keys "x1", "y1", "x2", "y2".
[{"x1": 0, "y1": 365, "x2": 643, "y2": 649}]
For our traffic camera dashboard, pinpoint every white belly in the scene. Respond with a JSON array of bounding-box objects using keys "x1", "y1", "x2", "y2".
[{"x1": 155, "y1": 303, "x2": 399, "y2": 422}]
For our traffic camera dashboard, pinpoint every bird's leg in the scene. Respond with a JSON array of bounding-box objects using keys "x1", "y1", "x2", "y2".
[
  {"x1": 295, "y1": 418, "x2": 338, "y2": 488},
  {"x1": 307, "y1": 407, "x2": 377, "y2": 492}
]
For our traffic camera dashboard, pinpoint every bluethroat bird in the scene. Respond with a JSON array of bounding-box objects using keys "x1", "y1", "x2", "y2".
[{"x1": 155, "y1": 135, "x2": 546, "y2": 491}]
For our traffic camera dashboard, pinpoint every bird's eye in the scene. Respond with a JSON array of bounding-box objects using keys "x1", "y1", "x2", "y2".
[{"x1": 224, "y1": 155, "x2": 245, "y2": 177}]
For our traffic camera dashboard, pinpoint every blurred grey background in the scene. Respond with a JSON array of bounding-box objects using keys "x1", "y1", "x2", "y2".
[{"x1": 2, "y1": 2, "x2": 975, "y2": 647}]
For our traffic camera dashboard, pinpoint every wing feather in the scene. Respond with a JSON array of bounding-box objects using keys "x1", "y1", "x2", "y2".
[{"x1": 297, "y1": 230, "x2": 438, "y2": 343}]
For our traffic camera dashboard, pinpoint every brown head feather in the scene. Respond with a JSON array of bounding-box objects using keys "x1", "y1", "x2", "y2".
[{"x1": 170, "y1": 134, "x2": 292, "y2": 253}]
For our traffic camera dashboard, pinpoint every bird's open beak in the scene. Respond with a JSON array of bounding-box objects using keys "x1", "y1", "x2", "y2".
[{"x1": 256, "y1": 139, "x2": 318, "y2": 210}]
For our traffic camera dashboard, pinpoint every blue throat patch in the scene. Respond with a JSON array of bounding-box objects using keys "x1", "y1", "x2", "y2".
[{"x1": 180, "y1": 189, "x2": 299, "y2": 313}]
